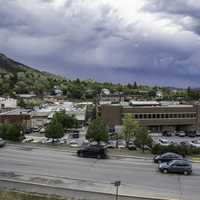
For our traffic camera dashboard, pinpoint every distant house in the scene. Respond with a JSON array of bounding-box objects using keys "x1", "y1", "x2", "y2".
[
  {"x1": 0, "y1": 97, "x2": 17, "y2": 112},
  {"x1": 156, "y1": 91, "x2": 163, "y2": 98},
  {"x1": 101, "y1": 88, "x2": 110, "y2": 96},
  {"x1": 53, "y1": 86, "x2": 63, "y2": 96}
]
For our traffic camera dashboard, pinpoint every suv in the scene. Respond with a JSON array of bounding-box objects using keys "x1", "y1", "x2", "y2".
[
  {"x1": 0, "y1": 138, "x2": 6, "y2": 148},
  {"x1": 153, "y1": 152, "x2": 183, "y2": 163},
  {"x1": 77, "y1": 145, "x2": 107, "y2": 159},
  {"x1": 159, "y1": 160, "x2": 192, "y2": 175}
]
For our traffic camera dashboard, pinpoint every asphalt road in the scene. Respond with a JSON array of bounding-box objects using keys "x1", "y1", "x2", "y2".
[{"x1": 0, "y1": 144, "x2": 200, "y2": 200}]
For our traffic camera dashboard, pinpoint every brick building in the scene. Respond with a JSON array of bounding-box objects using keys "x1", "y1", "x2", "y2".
[{"x1": 98, "y1": 101, "x2": 200, "y2": 133}]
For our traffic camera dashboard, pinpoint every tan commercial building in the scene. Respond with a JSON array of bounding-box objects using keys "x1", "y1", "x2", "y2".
[{"x1": 98, "y1": 101, "x2": 200, "y2": 133}]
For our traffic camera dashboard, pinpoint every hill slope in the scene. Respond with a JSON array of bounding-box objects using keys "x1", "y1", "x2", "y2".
[{"x1": 0, "y1": 53, "x2": 41, "y2": 74}]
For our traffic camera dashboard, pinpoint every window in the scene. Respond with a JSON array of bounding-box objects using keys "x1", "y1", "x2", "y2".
[
  {"x1": 144, "y1": 114, "x2": 147, "y2": 119},
  {"x1": 148, "y1": 114, "x2": 152, "y2": 119},
  {"x1": 157, "y1": 114, "x2": 160, "y2": 118},
  {"x1": 174, "y1": 114, "x2": 177, "y2": 118},
  {"x1": 139, "y1": 114, "x2": 143, "y2": 119},
  {"x1": 182, "y1": 114, "x2": 185, "y2": 118},
  {"x1": 135, "y1": 114, "x2": 138, "y2": 119},
  {"x1": 169, "y1": 114, "x2": 173, "y2": 118},
  {"x1": 161, "y1": 114, "x2": 164, "y2": 118},
  {"x1": 166, "y1": 114, "x2": 169, "y2": 118},
  {"x1": 153, "y1": 114, "x2": 156, "y2": 119}
]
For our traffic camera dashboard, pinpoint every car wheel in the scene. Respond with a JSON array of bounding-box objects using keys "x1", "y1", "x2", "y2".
[
  {"x1": 163, "y1": 169, "x2": 168, "y2": 174},
  {"x1": 183, "y1": 171, "x2": 189, "y2": 176},
  {"x1": 97, "y1": 154, "x2": 101, "y2": 159}
]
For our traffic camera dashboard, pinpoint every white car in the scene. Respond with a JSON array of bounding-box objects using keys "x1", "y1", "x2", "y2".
[
  {"x1": 69, "y1": 140, "x2": 80, "y2": 147},
  {"x1": 189, "y1": 140, "x2": 200, "y2": 148},
  {"x1": 22, "y1": 138, "x2": 34, "y2": 143},
  {"x1": 117, "y1": 140, "x2": 126, "y2": 148},
  {"x1": 158, "y1": 138, "x2": 170, "y2": 146},
  {"x1": 196, "y1": 132, "x2": 200, "y2": 137},
  {"x1": 178, "y1": 131, "x2": 186, "y2": 137}
]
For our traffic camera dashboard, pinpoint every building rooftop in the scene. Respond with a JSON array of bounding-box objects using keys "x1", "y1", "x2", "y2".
[{"x1": 0, "y1": 109, "x2": 31, "y2": 116}]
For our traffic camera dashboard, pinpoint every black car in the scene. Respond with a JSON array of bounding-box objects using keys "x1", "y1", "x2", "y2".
[
  {"x1": 153, "y1": 152, "x2": 183, "y2": 163},
  {"x1": 0, "y1": 138, "x2": 6, "y2": 148},
  {"x1": 159, "y1": 160, "x2": 192, "y2": 175},
  {"x1": 77, "y1": 145, "x2": 107, "y2": 159},
  {"x1": 187, "y1": 131, "x2": 196, "y2": 137}
]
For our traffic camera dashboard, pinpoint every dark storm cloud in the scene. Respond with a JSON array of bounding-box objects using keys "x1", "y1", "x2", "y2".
[{"x1": 1, "y1": 0, "x2": 200, "y2": 87}]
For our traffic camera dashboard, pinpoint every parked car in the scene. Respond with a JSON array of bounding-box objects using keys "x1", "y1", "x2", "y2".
[
  {"x1": 180, "y1": 141, "x2": 190, "y2": 147},
  {"x1": 196, "y1": 132, "x2": 200, "y2": 137},
  {"x1": 106, "y1": 140, "x2": 116, "y2": 148},
  {"x1": 69, "y1": 140, "x2": 80, "y2": 147},
  {"x1": 162, "y1": 131, "x2": 172, "y2": 137},
  {"x1": 71, "y1": 133, "x2": 79, "y2": 139},
  {"x1": 153, "y1": 152, "x2": 183, "y2": 163},
  {"x1": 187, "y1": 131, "x2": 196, "y2": 137},
  {"x1": 22, "y1": 138, "x2": 34, "y2": 143},
  {"x1": 0, "y1": 138, "x2": 6, "y2": 147},
  {"x1": 158, "y1": 138, "x2": 170, "y2": 146},
  {"x1": 118, "y1": 140, "x2": 126, "y2": 149},
  {"x1": 189, "y1": 140, "x2": 200, "y2": 148},
  {"x1": 127, "y1": 141, "x2": 137, "y2": 150},
  {"x1": 25, "y1": 128, "x2": 33, "y2": 134},
  {"x1": 32, "y1": 127, "x2": 40, "y2": 132},
  {"x1": 178, "y1": 131, "x2": 186, "y2": 137},
  {"x1": 158, "y1": 160, "x2": 192, "y2": 175},
  {"x1": 77, "y1": 145, "x2": 107, "y2": 159}
]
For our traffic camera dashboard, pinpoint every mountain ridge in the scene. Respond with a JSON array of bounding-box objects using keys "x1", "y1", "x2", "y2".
[{"x1": 0, "y1": 53, "x2": 64, "y2": 79}]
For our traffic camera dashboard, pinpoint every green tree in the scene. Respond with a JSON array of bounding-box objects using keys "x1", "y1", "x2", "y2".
[
  {"x1": 86, "y1": 117, "x2": 108, "y2": 144},
  {"x1": 17, "y1": 98, "x2": 26, "y2": 108},
  {"x1": 53, "y1": 111, "x2": 78, "y2": 129},
  {"x1": 122, "y1": 114, "x2": 139, "y2": 147},
  {"x1": 45, "y1": 119, "x2": 64, "y2": 142},
  {"x1": 0, "y1": 124, "x2": 22, "y2": 141},
  {"x1": 135, "y1": 126, "x2": 153, "y2": 153}
]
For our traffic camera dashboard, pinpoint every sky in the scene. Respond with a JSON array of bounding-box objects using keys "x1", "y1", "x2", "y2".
[{"x1": 1, "y1": 0, "x2": 200, "y2": 87}]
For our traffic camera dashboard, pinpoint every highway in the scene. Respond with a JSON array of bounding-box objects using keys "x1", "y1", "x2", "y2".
[{"x1": 0, "y1": 144, "x2": 200, "y2": 200}]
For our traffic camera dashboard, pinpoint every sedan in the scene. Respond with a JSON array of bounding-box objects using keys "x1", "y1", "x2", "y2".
[
  {"x1": 0, "y1": 138, "x2": 6, "y2": 148},
  {"x1": 153, "y1": 152, "x2": 183, "y2": 163},
  {"x1": 159, "y1": 160, "x2": 192, "y2": 175}
]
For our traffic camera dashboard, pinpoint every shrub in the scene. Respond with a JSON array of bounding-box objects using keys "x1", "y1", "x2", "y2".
[{"x1": 151, "y1": 144, "x2": 200, "y2": 156}]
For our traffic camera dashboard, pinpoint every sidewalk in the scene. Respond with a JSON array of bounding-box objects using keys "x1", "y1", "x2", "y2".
[{"x1": 0, "y1": 173, "x2": 179, "y2": 200}]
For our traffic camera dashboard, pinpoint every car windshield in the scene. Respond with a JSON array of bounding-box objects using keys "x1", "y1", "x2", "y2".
[{"x1": 168, "y1": 160, "x2": 176, "y2": 165}]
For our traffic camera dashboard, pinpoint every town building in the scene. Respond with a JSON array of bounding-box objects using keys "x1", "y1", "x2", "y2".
[
  {"x1": 0, "y1": 109, "x2": 31, "y2": 128},
  {"x1": 98, "y1": 101, "x2": 200, "y2": 133},
  {"x1": 0, "y1": 97, "x2": 17, "y2": 112}
]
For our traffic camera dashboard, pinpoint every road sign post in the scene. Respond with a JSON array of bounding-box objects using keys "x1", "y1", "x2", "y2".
[{"x1": 114, "y1": 180, "x2": 121, "y2": 200}]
